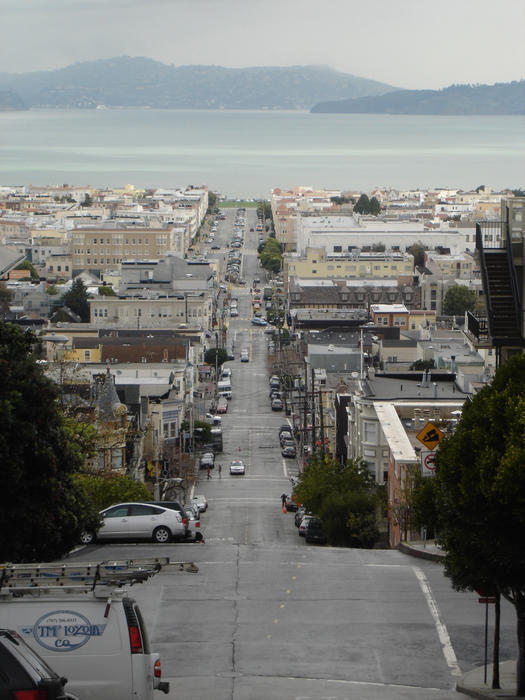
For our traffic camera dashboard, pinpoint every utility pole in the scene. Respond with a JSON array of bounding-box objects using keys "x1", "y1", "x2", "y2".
[
  {"x1": 319, "y1": 392, "x2": 325, "y2": 459},
  {"x1": 311, "y1": 366, "x2": 316, "y2": 452},
  {"x1": 303, "y1": 358, "x2": 308, "y2": 460}
]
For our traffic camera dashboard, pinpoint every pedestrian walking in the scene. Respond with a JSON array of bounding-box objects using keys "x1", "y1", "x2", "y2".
[
  {"x1": 207, "y1": 466, "x2": 212, "y2": 480},
  {"x1": 218, "y1": 464, "x2": 222, "y2": 478},
  {"x1": 281, "y1": 493, "x2": 287, "y2": 508}
]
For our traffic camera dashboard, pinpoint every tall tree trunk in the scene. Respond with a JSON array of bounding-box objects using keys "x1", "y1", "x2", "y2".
[
  {"x1": 517, "y1": 595, "x2": 525, "y2": 697},
  {"x1": 492, "y1": 592, "x2": 500, "y2": 689}
]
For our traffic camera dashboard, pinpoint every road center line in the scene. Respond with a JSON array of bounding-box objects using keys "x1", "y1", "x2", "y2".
[{"x1": 413, "y1": 566, "x2": 461, "y2": 678}]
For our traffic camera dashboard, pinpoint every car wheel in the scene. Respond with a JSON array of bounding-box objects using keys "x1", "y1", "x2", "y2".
[
  {"x1": 153, "y1": 526, "x2": 171, "y2": 544},
  {"x1": 79, "y1": 530, "x2": 95, "y2": 545}
]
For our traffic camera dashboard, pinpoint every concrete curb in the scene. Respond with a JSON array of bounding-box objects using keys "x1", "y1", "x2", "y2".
[{"x1": 398, "y1": 541, "x2": 445, "y2": 562}]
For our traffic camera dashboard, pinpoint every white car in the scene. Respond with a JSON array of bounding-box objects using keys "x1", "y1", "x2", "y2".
[
  {"x1": 80, "y1": 502, "x2": 185, "y2": 544},
  {"x1": 240, "y1": 348, "x2": 249, "y2": 362},
  {"x1": 192, "y1": 494, "x2": 208, "y2": 512},
  {"x1": 230, "y1": 459, "x2": 246, "y2": 475}
]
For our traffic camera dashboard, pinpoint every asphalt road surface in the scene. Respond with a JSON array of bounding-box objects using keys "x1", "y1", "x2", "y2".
[{"x1": 72, "y1": 207, "x2": 518, "y2": 700}]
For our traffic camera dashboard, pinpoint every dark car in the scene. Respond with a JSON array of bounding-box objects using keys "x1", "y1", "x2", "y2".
[
  {"x1": 282, "y1": 445, "x2": 296, "y2": 458},
  {"x1": 305, "y1": 517, "x2": 327, "y2": 544},
  {"x1": 271, "y1": 398, "x2": 283, "y2": 411},
  {"x1": 0, "y1": 629, "x2": 68, "y2": 699},
  {"x1": 285, "y1": 497, "x2": 299, "y2": 512}
]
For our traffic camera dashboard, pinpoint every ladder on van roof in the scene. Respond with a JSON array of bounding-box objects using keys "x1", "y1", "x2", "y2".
[{"x1": 0, "y1": 557, "x2": 198, "y2": 595}]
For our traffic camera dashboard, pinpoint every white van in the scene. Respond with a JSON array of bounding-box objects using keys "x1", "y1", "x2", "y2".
[
  {"x1": 0, "y1": 559, "x2": 193, "y2": 700},
  {"x1": 217, "y1": 379, "x2": 232, "y2": 399}
]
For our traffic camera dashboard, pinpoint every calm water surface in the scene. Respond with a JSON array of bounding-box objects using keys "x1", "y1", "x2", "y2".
[{"x1": 0, "y1": 109, "x2": 523, "y2": 197}]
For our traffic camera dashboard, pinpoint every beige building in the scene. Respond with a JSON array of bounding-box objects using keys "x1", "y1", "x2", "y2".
[
  {"x1": 284, "y1": 247, "x2": 414, "y2": 287},
  {"x1": 71, "y1": 226, "x2": 186, "y2": 272},
  {"x1": 89, "y1": 293, "x2": 213, "y2": 330}
]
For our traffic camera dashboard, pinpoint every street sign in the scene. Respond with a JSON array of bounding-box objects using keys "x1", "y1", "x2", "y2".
[
  {"x1": 416, "y1": 421, "x2": 445, "y2": 449},
  {"x1": 478, "y1": 597, "x2": 497, "y2": 604},
  {"x1": 424, "y1": 452, "x2": 436, "y2": 471}
]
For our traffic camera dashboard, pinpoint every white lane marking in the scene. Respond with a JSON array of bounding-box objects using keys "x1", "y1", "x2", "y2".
[
  {"x1": 413, "y1": 566, "x2": 461, "y2": 677},
  {"x1": 283, "y1": 458, "x2": 288, "y2": 478}
]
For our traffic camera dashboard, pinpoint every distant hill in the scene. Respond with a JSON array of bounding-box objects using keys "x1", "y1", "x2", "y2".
[
  {"x1": 311, "y1": 81, "x2": 525, "y2": 115},
  {"x1": 0, "y1": 57, "x2": 397, "y2": 111},
  {"x1": 0, "y1": 90, "x2": 27, "y2": 111}
]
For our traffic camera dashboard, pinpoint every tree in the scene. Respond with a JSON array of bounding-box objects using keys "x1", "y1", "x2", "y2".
[
  {"x1": 431, "y1": 354, "x2": 525, "y2": 695},
  {"x1": 207, "y1": 190, "x2": 218, "y2": 213},
  {"x1": 0, "y1": 282, "x2": 13, "y2": 316},
  {"x1": 81, "y1": 193, "x2": 93, "y2": 207},
  {"x1": 410, "y1": 359, "x2": 435, "y2": 371},
  {"x1": 15, "y1": 260, "x2": 39, "y2": 281},
  {"x1": 0, "y1": 323, "x2": 99, "y2": 561},
  {"x1": 294, "y1": 455, "x2": 380, "y2": 548},
  {"x1": 354, "y1": 193, "x2": 370, "y2": 214},
  {"x1": 369, "y1": 196, "x2": 381, "y2": 215},
  {"x1": 98, "y1": 285, "x2": 116, "y2": 296},
  {"x1": 204, "y1": 347, "x2": 228, "y2": 367},
  {"x1": 443, "y1": 284, "x2": 477, "y2": 315},
  {"x1": 61, "y1": 278, "x2": 91, "y2": 321},
  {"x1": 72, "y1": 472, "x2": 151, "y2": 512},
  {"x1": 406, "y1": 243, "x2": 427, "y2": 267}
]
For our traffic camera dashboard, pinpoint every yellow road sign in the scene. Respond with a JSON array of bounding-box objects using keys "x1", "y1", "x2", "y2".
[{"x1": 416, "y1": 422, "x2": 444, "y2": 449}]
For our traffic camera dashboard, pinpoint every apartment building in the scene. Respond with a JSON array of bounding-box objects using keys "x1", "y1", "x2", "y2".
[
  {"x1": 71, "y1": 225, "x2": 185, "y2": 273},
  {"x1": 283, "y1": 246, "x2": 414, "y2": 286},
  {"x1": 89, "y1": 292, "x2": 212, "y2": 330},
  {"x1": 295, "y1": 215, "x2": 468, "y2": 257},
  {"x1": 370, "y1": 303, "x2": 409, "y2": 329}
]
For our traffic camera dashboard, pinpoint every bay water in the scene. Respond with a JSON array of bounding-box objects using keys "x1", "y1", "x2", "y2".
[{"x1": 0, "y1": 108, "x2": 523, "y2": 197}]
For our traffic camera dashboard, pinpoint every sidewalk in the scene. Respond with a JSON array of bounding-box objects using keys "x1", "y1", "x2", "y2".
[{"x1": 400, "y1": 541, "x2": 521, "y2": 699}]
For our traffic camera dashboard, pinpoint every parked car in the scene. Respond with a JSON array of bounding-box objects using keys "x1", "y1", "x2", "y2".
[
  {"x1": 298, "y1": 514, "x2": 313, "y2": 536},
  {"x1": 151, "y1": 500, "x2": 189, "y2": 536},
  {"x1": 80, "y1": 502, "x2": 185, "y2": 544},
  {"x1": 295, "y1": 507, "x2": 306, "y2": 527},
  {"x1": 0, "y1": 628, "x2": 69, "y2": 700},
  {"x1": 271, "y1": 398, "x2": 283, "y2": 411},
  {"x1": 279, "y1": 430, "x2": 293, "y2": 446},
  {"x1": 285, "y1": 497, "x2": 299, "y2": 512},
  {"x1": 186, "y1": 502, "x2": 201, "y2": 520},
  {"x1": 282, "y1": 445, "x2": 296, "y2": 458},
  {"x1": 192, "y1": 494, "x2": 208, "y2": 512},
  {"x1": 199, "y1": 452, "x2": 215, "y2": 469},
  {"x1": 216, "y1": 398, "x2": 228, "y2": 413},
  {"x1": 205, "y1": 412, "x2": 222, "y2": 425},
  {"x1": 305, "y1": 517, "x2": 327, "y2": 544},
  {"x1": 229, "y1": 459, "x2": 246, "y2": 475},
  {"x1": 279, "y1": 424, "x2": 292, "y2": 435}
]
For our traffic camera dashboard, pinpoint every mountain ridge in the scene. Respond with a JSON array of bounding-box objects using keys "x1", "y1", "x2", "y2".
[
  {"x1": 0, "y1": 56, "x2": 397, "y2": 111},
  {"x1": 311, "y1": 81, "x2": 525, "y2": 115}
]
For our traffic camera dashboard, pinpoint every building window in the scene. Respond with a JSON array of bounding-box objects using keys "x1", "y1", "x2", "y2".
[
  {"x1": 333, "y1": 246, "x2": 342, "y2": 253},
  {"x1": 84, "y1": 350, "x2": 91, "y2": 361}
]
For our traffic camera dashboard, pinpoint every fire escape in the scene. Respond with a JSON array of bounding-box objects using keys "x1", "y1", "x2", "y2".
[{"x1": 466, "y1": 216, "x2": 524, "y2": 367}]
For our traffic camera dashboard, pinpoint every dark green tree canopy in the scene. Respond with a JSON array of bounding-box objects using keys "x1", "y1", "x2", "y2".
[
  {"x1": 443, "y1": 284, "x2": 477, "y2": 315},
  {"x1": 354, "y1": 193, "x2": 370, "y2": 214},
  {"x1": 432, "y1": 354, "x2": 525, "y2": 694},
  {"x1": 406, "y1": 243, "x2": 427, "y2": 267},
  {"x1": 294, "y1": 455, "x2": 380, "y2": 548},
  {"x1": 0, "y1": 323, "x2": 99, "y2": 561},
  {"x1": 61, "y1": 278, "x2": 91, "y2": 321},
  {"x1": 204, "y1": 346, "x2": 229, "y2": 367}
]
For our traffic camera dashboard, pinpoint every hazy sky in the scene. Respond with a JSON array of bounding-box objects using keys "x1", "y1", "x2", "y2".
[{"x1": 2, "y1": 0, "x2": 524, "y2": 89}]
